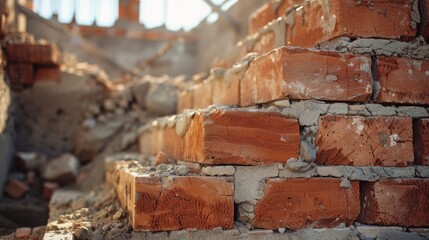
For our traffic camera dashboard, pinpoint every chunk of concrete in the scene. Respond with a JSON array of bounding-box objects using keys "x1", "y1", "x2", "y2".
[
  {"x1": 202, "y1": 166, "x2": 235, "y2": 176},
  {"x1": 43, "y1": 153, "x2": 79, "y2": 184},
  {"x1": 234, "y1": 166, "x2": 279, "y2": 204}
]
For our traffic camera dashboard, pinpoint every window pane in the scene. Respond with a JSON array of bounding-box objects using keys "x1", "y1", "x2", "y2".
[
  {"x1": 76, "y1": 0, "x2": 95, "y2": 26},
  {"x1": 58, "y1": 0, "x2": 74, "y2": 23},
  {"x1": 166, "y1": 0, "x2": 211, "y2": 31},
  {"x1": 139, "y1": 0, "x2": 165, "y2": 29},
  {"x1": 96, "y1": 0, "x2": 117, "y2": 27}
]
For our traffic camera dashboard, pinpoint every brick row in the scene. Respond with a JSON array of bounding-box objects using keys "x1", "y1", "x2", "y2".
[
  {"x1": 249, "y1": 1, "x2": 416, "y2": 46},
  {"x1": 107, "y1": 158, "x2": 429, "y2": 230},
  {"x1": 105, "y1": 160, "x2": 234, "y2": 231},
  {"x1": 6, "y1": 42, "x2": 60, "y2": 66},
  {"x1": 181, "y1": 47, "x2": 429, "y2": 112},
  {"x1": 139, "y1": 109, "x2": 300, "y2": 166},
  {"x1": 148, "y1": 110, "x2": 428, "y2": 167}
]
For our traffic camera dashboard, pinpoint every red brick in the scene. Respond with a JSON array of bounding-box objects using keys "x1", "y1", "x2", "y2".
[
  {"x1": 15, "y1": 227, "x2": 32, "y2": 239},
  {"x1": 193, "y1": 81, "x2": 213, "y2": 109},
  {"x1": 184, "y1": 110, "x2": 299, "y2": 165},
  {"x1": 6, "y1": 43, "x2": 60, "y2": 65},
  {"x1": 254, "y1": 178, "x2": 360, "y2": 230},
  {"x1": 414, "y1": 119, "x2": 429, "y2": 165},
  {"x1": 359, "y1": 179, "x2": 429, "y2": 227},
  {"x1": 240, "y1": 47, "x2": 372, "y2": 106},
  {"x1": 212, "y1": 73, "x2": 240, "y2": 106},
  {"x1": 42, "y1": 182, "x2": 60, "y2": 201},
  {"x1": 375, "y1": 56, "x2": 429, "y2": 105},
  {"x1": 34, "y1": 66, "x2": 61, "y2": 82},
  {"x1": 4, "y1": 179, "x2": 29, "y2": 199},
  {"x1": 7, "y1": 64, "x2": 34, "y2": 86},
  {"x1": 177, "y1": 89, "x2": 194, "y2": 113},
  {"x1": 248, "y1": 0, "x2": 303, "y2": 34},
  {"x1": 132, "y1": 175, "x2": 234, "y2": 231},
  {"x1": 316, "y1": 116, "x2": 413, "y2": 166},
  {"x1": 288, "y1": 0, "x2": 416, "y2": 48}
]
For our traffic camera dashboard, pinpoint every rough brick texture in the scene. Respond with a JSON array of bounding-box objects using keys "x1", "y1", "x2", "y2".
[
  {"x1": 254, "y1": 178, "x2": 360, "y2": 230},
  {"x1": 6, "y1": 43, "x2": 60, "y2": 65},
  {"x1": 376, "y1": 57, "x2": 429, "y2": 105},
  {"x1": 132, "y1": 175, "x2": 234, "y2": 231},
  {"x1": 248, "y1": 0, "x2": 303, "y2": 34},
  {"x1": 414, "y1": 119, "x2": 429, "y2": 165},
  {"x1": 240, "y1": 47, "x2": 372, "y2": 106},
  {"x1": 316, "y1": 116, "x2": 413, "y2": 166},
  {"x1": 184, "y1": 110, "x2": 299, "y2": 165},
  {"x1": 359, "y1": 179, "x2": 429, "y2": 227},
  {"x1": 288, "y1": 0, "x2": 416, "y2": 47}
]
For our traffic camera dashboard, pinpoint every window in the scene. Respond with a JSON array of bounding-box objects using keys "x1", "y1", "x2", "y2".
[{"x1": 33, "y1": 0, "x2": 239, "y2": 30}]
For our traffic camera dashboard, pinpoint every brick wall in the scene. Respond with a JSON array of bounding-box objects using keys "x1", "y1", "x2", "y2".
[{"x1": 105, "y1": 0, "x2": 429, "y2": 238}]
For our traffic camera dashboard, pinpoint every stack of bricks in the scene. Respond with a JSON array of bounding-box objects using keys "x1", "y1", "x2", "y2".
[
  {"x1": 106, "y1": 0, "x2": 429, "y2": 238},
  {"x1": 0, "y1": 3, "x2": 61, "y2": 90},
  {"x1": 2, "y1": 34, "x2": 61, "y2": 90}
]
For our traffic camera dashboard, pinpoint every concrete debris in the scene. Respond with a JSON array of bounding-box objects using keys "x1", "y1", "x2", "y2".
[
  {"x1": 202, "y1": 166, "x2": 236, "y2": 176},
  {"x1": 42, "y1": 153, "x2": 80, "y2": 184},
  {"x1": 286, "y1": 158, "x2": 312, "y2": 172}
]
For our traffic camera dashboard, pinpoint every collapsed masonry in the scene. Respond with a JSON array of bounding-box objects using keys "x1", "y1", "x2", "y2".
[{"x1": 1, "y1": 0, "x2": 429, "y2": 239}]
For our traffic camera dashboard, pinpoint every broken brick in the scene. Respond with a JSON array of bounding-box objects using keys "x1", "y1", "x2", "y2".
[
  {"x1": 253, "y1": 178, "x2": 360, "y2": 230},
  {"x1": 183, "y1": 109, "x2": 299, "y2": 165},
  {"x1": 316, "y1": 115, "x2": 413, "y2": 166},
  {"x1": 132, "y1": 175, "x2": 234, "y2": 231},
  {"x1": 414, "y1": 119, "x2": 429, "y2": 165},
  {"x1": 288, "y1": 0, "x2": 416, "y2": 48},
  {"x1": 240, "y1": 47, "x2": 372, "y2": 106},
  {"x1": 375, "y1": 56, "x2": 429, "y2": 105},
  {"x1": 359, "y1": 179, "x2": 429, "y2": 227},
  {"x1": 4, "y1": 179, "x2": 29, "y2": 199}
]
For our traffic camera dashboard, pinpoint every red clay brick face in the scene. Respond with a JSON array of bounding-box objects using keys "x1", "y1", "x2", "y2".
[
  {"x1": 375, "y1": 57, "x2": 429, "y2": 105},
  {"x1": 288, "y1": 0, "x2": 416, "y2": 47},
  {"x1": 316, "y1": 116, "x2": 414, "y2": 166},
  {"x1": 359, "y1": 179, "x2": 429, "y2": 227},
  {"x1": 187, "y1": 110, "x2": 300, "y2": 165},
  {"x1": 414, "y1": 119, "x2": 429, "y2": 165},
  {"x1": 254, "y1": 178, "x2": 360, "y2": 230},
  {"x1": 133, "y1": 176, "x2": 234, "y2": 231},
  {"x1": 240, "y1": 47, "x2": 372, "y2": 106}
]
